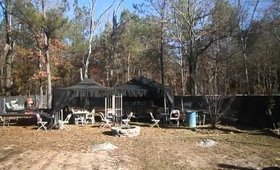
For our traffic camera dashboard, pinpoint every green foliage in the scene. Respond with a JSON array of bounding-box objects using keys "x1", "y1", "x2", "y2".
[
  {"x1": 0, "y1": 0, "x2": 279, "y2": 96},
  {"x1": 13, "y1": 2, "x2": 67, "y2": 39},
  {"x1": 44, "y1": 10, "x2": 68, "y2": 38}
]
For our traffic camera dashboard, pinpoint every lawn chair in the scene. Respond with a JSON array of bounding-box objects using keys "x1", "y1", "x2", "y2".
[
  {"x1": 122, "y1": 112, "x2": 133, "y2": 126},
  {"x1": 99, "y1": 112, "x2": 112, "y2": 128},
  {"x1": 86, "y1": 109, "x2": 95, "y2": 125},
  {"x1": 150, "y1": 112, "x2": 160, "y2": 128},
  {"x1": 196, "y1": 112, "x2": 206, "y2": 126},
  {"x1": 36, "y1": 114, "x2": 47, "y2": 131},
  {"x1": 72, "y1": 108, "x2": 86, "y2": 125},
  {"x1": 0, "y1": 116, "x2": 9, "y2": 126},
  {"x1": 60, "y1": 113, "x2": 72, "y2": 130},
  {"x1": 170, "y1": 110, "x2": 180, "y2": 127}
]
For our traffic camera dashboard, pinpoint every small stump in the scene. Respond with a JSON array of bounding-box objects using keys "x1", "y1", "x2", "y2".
[{"x1": 111, "y1": 126, "x2": 140, "y2": 137}]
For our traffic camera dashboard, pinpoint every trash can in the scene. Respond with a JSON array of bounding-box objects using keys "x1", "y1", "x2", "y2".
[{"x1": 188, "y1": 111, "x2": 196, "y2": 128}]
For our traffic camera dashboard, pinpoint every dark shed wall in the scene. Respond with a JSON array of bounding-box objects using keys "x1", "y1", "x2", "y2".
[{"x1": 174, "y1": 95, "x2": 280, "y2": 128}]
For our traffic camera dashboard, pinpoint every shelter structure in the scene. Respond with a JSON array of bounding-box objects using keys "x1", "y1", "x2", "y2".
[
  {"x1": 51, "y1": 78, "x2": 148, "y2": 118},
  {"x1": 115, "y1": 77, "x2": 174, "y2": 118},
  {"x1": 51, "y1": 78, "x2": 110, "y2": 113},
  {"x1": 51, "y1": 77, "x2": 174, "y2": 121}
]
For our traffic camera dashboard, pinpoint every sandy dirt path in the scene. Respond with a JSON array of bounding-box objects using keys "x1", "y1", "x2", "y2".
[{"x1": 0, "y1": 146, "x2": 131, "y2": 170}]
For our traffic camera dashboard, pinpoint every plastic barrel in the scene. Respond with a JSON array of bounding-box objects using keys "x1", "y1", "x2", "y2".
[{"x1": 188, "y1": 111, "x2": 196, "y2": 128}]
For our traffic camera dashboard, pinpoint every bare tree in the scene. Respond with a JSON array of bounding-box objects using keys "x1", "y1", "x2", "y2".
[
  {"x1": 82, "y1": 0, "x2": 118, "y2": 80},
  {"x1": 198, "y1": 45, "x2": 235, "y2": 128},
  {"x1": 12, "y1": 0, "x2": 68, "y2": 108},
  {"x1": 109, "y1": 0, "x2": 124, "y2": 86},
  {"x1": 170, "y1": 0, "x2": 235, "y2": 95},
  {"x1": 41, "y1": 0, "x2": 52, "y2": 108},
  {"x1": 264, "y1": 0, "x2": 280, "y2": 43},
  {"x1": 237, "y1": 0, "x2": 260, "y2": 94},
  {"x1": 194, "y1": 0, "x2": 238, "y2": 127},
  {"x1": 82, "y1": 0, "x2": 96, "y2": 80}
]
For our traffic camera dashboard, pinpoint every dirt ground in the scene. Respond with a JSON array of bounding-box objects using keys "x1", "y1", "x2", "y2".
[{"x1": 0, "y1": 122, "x2": 279, "y2": 170}]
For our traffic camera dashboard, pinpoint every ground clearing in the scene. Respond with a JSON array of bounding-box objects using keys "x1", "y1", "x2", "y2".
[{"x1": 0, "y1": 124, "x2": 279, "y2": 170}]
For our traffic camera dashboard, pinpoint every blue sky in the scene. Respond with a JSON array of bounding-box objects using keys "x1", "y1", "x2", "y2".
[
  {"x1": 68, "y1": 0, "x2": 271, "y2": 31},
  {"x1": 73, "y1": 0, "x2": 271, "y2": 20},
  {"x1": 77, "y1": 0, "x2": 143, "y2": 18},
  {"x1": 70, "y1": 0, "x2": 144, "y2": 33}
]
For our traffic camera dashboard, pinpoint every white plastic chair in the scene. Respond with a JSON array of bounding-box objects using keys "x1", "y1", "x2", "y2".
[
  {"x1": 99, "y1": 112, "x2": 112, "y2": 128},
  {"x1": 122, "y1": 112, "x2": 133, "y2": 126},
  {"x1": 61, "y1": 114, "x2": 72, "y2": 130},
  {"x1": 170, "y1": 110, "x2": 180, "y2": 127},
  {"x1": 0, "y1": 116, "x2": 9, "y2": 126},
  {"x1": 196, "y1": 112, "x2": 206, "y2": 126},
  {"x1": 106, "y1": 109, "x2": 115, "y2": 119},
  {"x1": 86, "y1": 109, "x2": 95, "y2": 124},
  {"x1": 36, "y1": 114, "x2": 48, "y2": 131},
  {"x1": 72, "y1": 108, "x2": 86, "y2": 125},
  {"x1": 150, "y1": 112, "x2": 160, "y2": 128}
]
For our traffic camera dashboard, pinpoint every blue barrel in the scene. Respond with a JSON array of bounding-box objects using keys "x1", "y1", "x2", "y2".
[{"x1": 188, "y1": 111, "x2": 196, "y2": 128}]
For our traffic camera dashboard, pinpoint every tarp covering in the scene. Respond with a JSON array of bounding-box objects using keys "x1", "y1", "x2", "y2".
[
  {"x1": 51, "y1": 79, "x2": 110, "y2": 112},
  {"x1": 51, "y1": 78, "x2": 148, "y2": 112},
  {"x1": 116, "y1": 77, "x2": 174, "y2": 107},
  {"x1": 51, "y1": 77, "x2": 174, "y2": 112},
  {"x1": 114, "y1": 84, "x2": 148, "y2": 97},
  {"x1": 65, "y1": 78, "x2": 110, "y2": 97}
]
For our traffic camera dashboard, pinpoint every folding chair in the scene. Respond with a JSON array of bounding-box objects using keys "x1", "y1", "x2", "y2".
[
  {"x1": 122, "y1": 112, "x2": 133, "y2": 126},
  {"x1": 36, "y1": 114, "x2": 48, "y2": 131},
  {"x1": 86, "y1": 109, "x2": 95, "y2": 124},
  {"x1": 106, "y1": 109, "x2": 115, "y2": 119},
  {"x1": 99, "y1": 112, "x2": 112, "y2": 128},
  {"x1": 170, "y1": 110, "x2": 180, "y2": 127},
  {"x1": 72, "y1": 108, "x2": 86, "y2": 125},
  {"x1": 74, "y1": 116, "x2": 85, "y2": 125},
  {"x1": 61, "y1": 114, "x2": 72, "y2": 130},
  {"x1": 150, "y1": 112, "x2": 160, "y2": 128},
  {"x1": 0, "y1": 116, "x2": 9, "y2": 126},
  {"x1": 196, "y1": 112, "x2": 206, "y2": 126}
]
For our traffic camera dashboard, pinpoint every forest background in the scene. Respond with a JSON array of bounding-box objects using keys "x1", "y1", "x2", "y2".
[{"x1": 0, "y1": 0, "x2": 279, "y2": 108}]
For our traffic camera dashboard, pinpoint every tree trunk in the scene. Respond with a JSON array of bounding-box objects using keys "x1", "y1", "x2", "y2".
[
  {"x1": 127, "y1": 50, "x2": 130, "y2": 81},
  {"x1": 187, "y1": 45, "x2": 197, "y2": 96},
  {"x1": 188, "y1": 63, "x2": 197, "y2": 95},
  {"x1": 180, "y1": 47, "x2": 186, "y2": 95},
  {"x1": 159, "y1": 0, "x2": 166, "y2": 110},
  {"x1": 238, "y1": 0, "x2": 259, "y2": 94},
  {"x1": 242, "y1": 42, "x2": 250, "y2": 93},
  {"x1": 4, "y1": 0, "x2": 13, "y2": 96},
  {"x1": 4, "y1": 45, "x2": 13, "y2": 96},
  {"x1": 42, "y1": 0, "x2": 52, "y2": 108},
  {"x1": 79, "y1": 68, "x2": 83, "y2": 81},
  {"x1": 45, "y1": 45, "x2": 52, "y2": 108},
  {"x1": 39, "y1": 50, "x2": 44, "y2": 97},
  {"x1": 160, "y1": 20, "x2": 165, "y2": 99},
  {"x1": 0, "y1": 56, "x2": 3, "y2": 93},
  {"x1": 84, "y1": 0, "x2": 96, "y2": 80}
]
